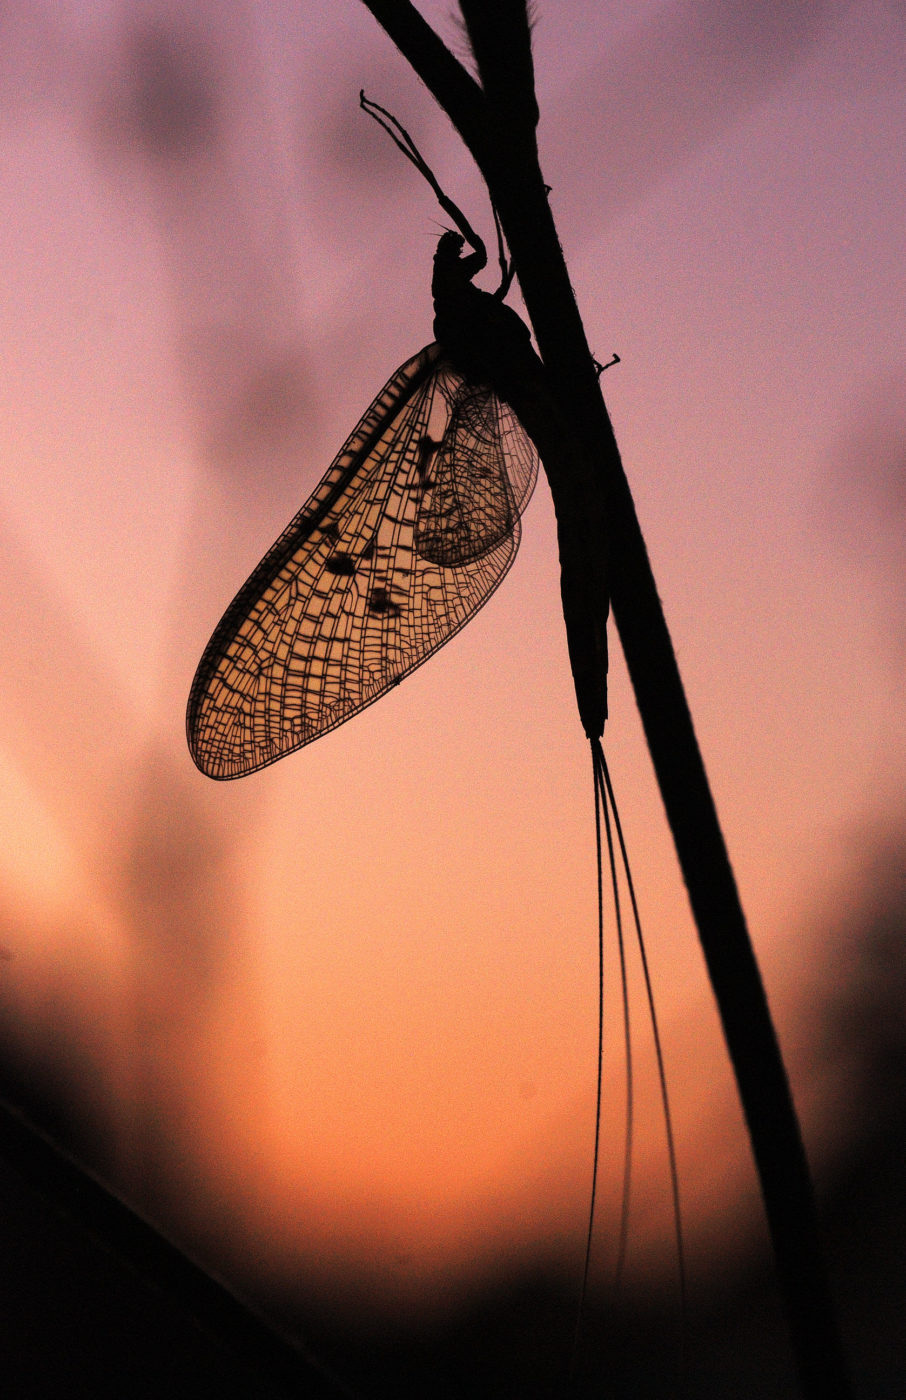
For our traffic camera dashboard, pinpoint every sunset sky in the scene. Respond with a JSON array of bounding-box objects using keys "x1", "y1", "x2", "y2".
[{"x1": 0, "y1": 0, "x2": 903, "y2": 1337}]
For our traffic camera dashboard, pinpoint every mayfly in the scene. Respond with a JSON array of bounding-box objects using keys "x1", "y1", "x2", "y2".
[
  {"x1": 187, "y1": 100, "x2": 544, "y2": 780},
  {"x1": 186, "y1": 94, "x2": 682, "y2": 1388}
]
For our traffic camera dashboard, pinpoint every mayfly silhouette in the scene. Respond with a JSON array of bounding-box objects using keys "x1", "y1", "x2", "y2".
[
  {"x1": 187, "y1": 26, "x2": 853, "y2": 1389},
  {"x1": 188, "y1": 100, "x2": 544, "y2": 779},
  {"x1": 186, "y1": 93, "x2": 682, "y2": 1390}
]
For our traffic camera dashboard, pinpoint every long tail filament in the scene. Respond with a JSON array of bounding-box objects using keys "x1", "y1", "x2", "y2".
[{"x1": 568, "y1": 738, "x2": 687, "y2": 1391}]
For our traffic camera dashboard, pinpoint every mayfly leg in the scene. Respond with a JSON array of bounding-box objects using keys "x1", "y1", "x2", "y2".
[{"x1": 360, "y1": 90, "x2": 487, "y2": 270}]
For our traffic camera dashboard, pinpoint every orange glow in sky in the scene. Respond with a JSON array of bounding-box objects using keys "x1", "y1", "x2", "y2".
[{"x1": 0, "y1": 0, "x2": 904, "y2": 1327}]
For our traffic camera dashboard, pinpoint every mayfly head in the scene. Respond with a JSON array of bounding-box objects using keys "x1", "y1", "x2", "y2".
[
  {"x1": 432, "y1": 230, "x2": 475, "y2": 302},
  {"x1": 435, "y1": 229, "x2": 465, "y2": 264}
]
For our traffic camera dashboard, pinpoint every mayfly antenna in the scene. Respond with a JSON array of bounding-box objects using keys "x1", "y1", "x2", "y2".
[{"x1": 360, "y1": 90, "x2": 487, "y2": 271}]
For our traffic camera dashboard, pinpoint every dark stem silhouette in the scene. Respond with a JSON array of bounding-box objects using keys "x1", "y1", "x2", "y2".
[{"x1": 358, "y1": 3, "x2": 852, "y2": 1398}]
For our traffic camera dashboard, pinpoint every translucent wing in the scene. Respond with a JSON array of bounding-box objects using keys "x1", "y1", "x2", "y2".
[{"x1": 187, "y1": 343, "x2": 539, "y2": 778}]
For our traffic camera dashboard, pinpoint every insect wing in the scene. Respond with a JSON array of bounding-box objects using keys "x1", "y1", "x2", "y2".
[
  {"x1": 415, "y1": 377, "x2": 537, "y2": 566},
  {"x1": 187, "y1": 344, "x2": 539, "y2": 779}
]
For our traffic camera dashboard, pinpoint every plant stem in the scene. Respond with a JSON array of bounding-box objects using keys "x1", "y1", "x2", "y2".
[{"x1": 360, "y1": 4, "x2": 853, "y2": 1395}]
